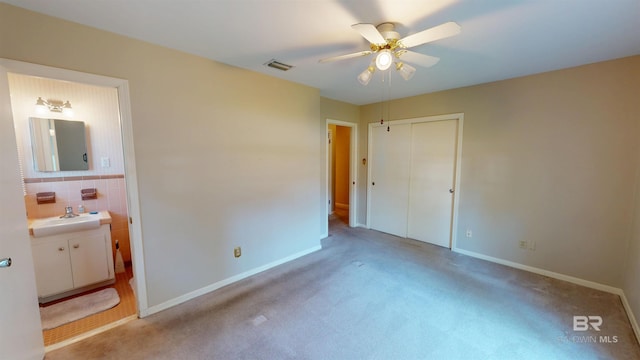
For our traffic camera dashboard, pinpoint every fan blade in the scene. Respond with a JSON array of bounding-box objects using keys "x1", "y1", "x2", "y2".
[
  {"x1": 395, "y1": 50, "x2": 440, "y2": 68},
  {"x1": 319, "y1": 51, "x2": 372, "y2": 63},
  {"x1": 351, "y1": 23, "x2": 387, "y2": 45},
  {"x1": 398, "y1": 22, "x2": 461, "y2": 48}
]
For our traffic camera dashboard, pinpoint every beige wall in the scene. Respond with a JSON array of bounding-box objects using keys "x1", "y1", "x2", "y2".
[
  {"x1": 625, "y1": 144, "x2": 640, "y2": 335},
  {"x1": 1, "y1": 4, "x2": 323, "y2": 307},
  {"x1": 361, "y1": 56, "x2": 640, "y2": 289},
  {"x1": 320, "y1": 97, "x2": 360, "y2": 123}
]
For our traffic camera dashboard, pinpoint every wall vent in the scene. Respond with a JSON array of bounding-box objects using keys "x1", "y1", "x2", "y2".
[{"x1": 265, "y1": 59, "x2": 294, "y2": 71}]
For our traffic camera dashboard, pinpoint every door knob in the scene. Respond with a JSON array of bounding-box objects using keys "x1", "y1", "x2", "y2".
[
  {"x1": 73, "y1": 244, "x2": 80, "y2": 249},
  {"x1": 449, "y1": 189, "x2": 454, "y2": 193},
  {"x1": 0, "y1": 258, "x2": 11, "y2": 268}
]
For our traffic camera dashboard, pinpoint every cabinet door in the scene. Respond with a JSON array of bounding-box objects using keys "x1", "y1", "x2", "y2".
[
  {"x1": 32, "y1": 238, "x2": 73, "y2": 297},
  {"x1": 68, "y1": 232, "x2": 110, "y2": 288}
]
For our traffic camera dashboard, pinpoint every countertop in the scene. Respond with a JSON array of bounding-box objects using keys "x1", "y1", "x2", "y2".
[{"x1": 28, "y1": 210, "x2": 111, "y2": 236}]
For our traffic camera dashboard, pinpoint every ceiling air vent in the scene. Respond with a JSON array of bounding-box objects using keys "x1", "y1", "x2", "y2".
[{"x1": 265, "y1": 59, "x2": 294, "y2": 71}]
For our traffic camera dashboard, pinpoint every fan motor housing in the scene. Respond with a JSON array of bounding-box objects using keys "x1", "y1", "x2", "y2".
[
  {"x1": 369, "y1": 23, "x2": 401, "y2": 52},
  {"x1": 376, "y1": 23, "x2": 400, "y2": 41}
]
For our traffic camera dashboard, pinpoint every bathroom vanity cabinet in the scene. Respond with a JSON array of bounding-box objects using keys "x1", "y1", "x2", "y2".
[{"x1": 31, "y1": 223, "x2": 115, "y2": 302}]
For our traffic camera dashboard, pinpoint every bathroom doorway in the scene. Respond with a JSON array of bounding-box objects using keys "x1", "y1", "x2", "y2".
[{"x1": 1, "y1": 59, "x2": 146, "y2": 350}]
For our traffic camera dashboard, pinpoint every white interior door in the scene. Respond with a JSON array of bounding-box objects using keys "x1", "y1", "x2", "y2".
[
  {"x1": 407, "y1": 120, "x2": 458, "y2": 247},
  {"x1": 369, "y1": 123, "x2": 411, "y2": 237},
  {"x1": 0, "y1": 65, "x2": 45, "y2": 359}
]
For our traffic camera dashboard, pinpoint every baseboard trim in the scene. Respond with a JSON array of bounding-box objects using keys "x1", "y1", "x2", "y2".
[
  {"x1": 620, "y1": 292, "x2": 640, "y2": 345},
  {"x1": 453, "y1": 247, "x2": 640, "y2": 343},
  {"x1": 142, "y1": 245, "x2": 322, "y2": 317},
  {"x1": 335, "y1": 203, "x2": 349, "y2": 210},
  {"x1": 453, "y1": 247, "x2": 622, "y2": 294}
]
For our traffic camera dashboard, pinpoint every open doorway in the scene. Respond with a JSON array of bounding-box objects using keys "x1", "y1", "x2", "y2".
[
  {"x1": 1, "y1": 59, "x2": 145, "y2": 350},
  {"x1": 326, "y1": 119, "x2": 358, "y2": 228}
]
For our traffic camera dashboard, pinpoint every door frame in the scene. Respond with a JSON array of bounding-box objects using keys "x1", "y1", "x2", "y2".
[
  {"x1": 366, "y1": 113, "x2": 464, "y2": 248},
  {"x1": 325, "y1": 119, "x2": 358, "y2": 230},
  {"x1": 327, "y1": 128, "x2": 333, "y2": 215},
  {"x1": 0, "y1": 58, "x2": 148, "y2": 315}
]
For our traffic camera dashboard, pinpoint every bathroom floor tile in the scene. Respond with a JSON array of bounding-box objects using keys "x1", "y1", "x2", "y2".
[{"x1": 42, "y1": 266, "x2": 137, "y2": 346}]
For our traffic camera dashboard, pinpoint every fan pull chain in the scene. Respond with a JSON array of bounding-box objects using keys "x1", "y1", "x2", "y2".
[
  {"x1": 387, "y1": 71, "x2": 391, "y2": 132},
  {"x1": 380, "y1": 71, "x2": 385, "y2": 125}
]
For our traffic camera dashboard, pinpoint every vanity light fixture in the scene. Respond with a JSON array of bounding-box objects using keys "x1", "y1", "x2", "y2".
[{"x1": 35, "y1": 97, "x2": 73, "y2": 116}]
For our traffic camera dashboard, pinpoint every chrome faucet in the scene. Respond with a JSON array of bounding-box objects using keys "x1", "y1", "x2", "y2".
[{"x1": 60, "y1": 206, "x2": 78, "y2": 218}]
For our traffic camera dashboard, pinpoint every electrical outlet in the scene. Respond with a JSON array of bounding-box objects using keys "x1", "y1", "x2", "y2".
[
  {"x1": 518, "y1": 240, "x2": 527, "y2": 249},
  {"x1": 234, "y1": 247, "x2": 241, "y2": 258},
  {"x1": 528, "y1": 240, "x2": 536, "y2": 251},
  {"x1": 466, "y1": 229, "x2": 472, "y2": 238}
]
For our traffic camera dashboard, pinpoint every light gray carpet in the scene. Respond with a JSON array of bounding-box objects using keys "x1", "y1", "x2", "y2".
[
  {"x1": 41, "y1": 288, "x2": 120, "y2": 330},
  {"x1": 46, "y1": 218, "x2": 640, "y2": 359}
]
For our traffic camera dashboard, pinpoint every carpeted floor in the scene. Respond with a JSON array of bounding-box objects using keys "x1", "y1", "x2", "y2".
[{"x1": 46, "y1": 217, "x2": 640, "y2": 359}]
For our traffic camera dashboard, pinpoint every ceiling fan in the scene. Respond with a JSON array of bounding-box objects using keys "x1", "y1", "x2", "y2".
[{"x1": 320, "y1": 21, "x2": 461, "y2": 85}]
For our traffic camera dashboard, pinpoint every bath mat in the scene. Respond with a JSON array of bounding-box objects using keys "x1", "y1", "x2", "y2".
[{"x1": 40, "y1": 288, "x2": 120, "y2": 330}]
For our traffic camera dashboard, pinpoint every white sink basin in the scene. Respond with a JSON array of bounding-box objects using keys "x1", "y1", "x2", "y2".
[{"x1": 31, "y1": 214, "x2": 101, "y2": 237}]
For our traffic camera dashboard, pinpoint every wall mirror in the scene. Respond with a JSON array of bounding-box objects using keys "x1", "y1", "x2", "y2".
[{"x1": 29, "y1": 117, "x2": 89, "y2": 171}]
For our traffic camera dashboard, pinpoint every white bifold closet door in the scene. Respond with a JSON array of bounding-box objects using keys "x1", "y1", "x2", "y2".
[
  {"x1": 369, "y1": 123, "x2": 412, "y2": 237},
  {"x1": 369, "y1": 119, "x2": 457, "y2": 248},
  {"x1": 407, "y1": 120, "x2": 457, "y2": 247}
]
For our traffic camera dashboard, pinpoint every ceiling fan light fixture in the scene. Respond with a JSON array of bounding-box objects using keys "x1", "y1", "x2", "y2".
[
  {"x1": 358, "y1": 64, "x2": 376, "y2": 86},
  {"x1": 396, "y1": 62, "x2": 416, "y2": 81},
  {"x1": 375, "y1": 50, "x2": 393, "y2": 71}
]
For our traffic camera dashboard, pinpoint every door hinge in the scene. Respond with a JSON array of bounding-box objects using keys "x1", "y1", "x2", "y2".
[{"x1": 129, "y1": 217, "x2": 133, "y2": 224}]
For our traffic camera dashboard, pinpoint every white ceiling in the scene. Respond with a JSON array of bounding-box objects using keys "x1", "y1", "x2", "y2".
[{"x1": 5, "y1": 0, "x2": 640, "y2": 105}]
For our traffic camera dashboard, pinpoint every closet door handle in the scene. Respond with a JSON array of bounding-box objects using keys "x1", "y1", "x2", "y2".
[
  {"x1": 58, "y1": 247, "x2": 65, "y2": 251},
  {"x1": 73, "y1": 244, "x2": 80, "y2": 249}
]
